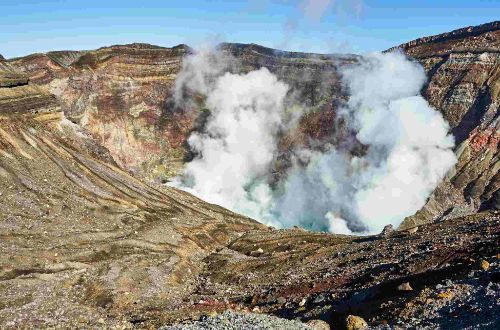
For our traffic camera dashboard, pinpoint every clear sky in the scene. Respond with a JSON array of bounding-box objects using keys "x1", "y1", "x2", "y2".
[{"x1": 1, "y1": 0, "x2": 498, "y2": 58}]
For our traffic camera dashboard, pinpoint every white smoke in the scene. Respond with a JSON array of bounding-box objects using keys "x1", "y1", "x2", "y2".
[
  {"x1": 274, "y1": 52, "x2": 457, "y2": 233},
  {"x1": 172, "y1": 49, "x2": 456, "y2": 234},
  {"x1": 171, "y1": 49, "x2": 289, "y2": 226},
  {"x1": 173, "y1": 46, "x2": 237, "y2": 107}
]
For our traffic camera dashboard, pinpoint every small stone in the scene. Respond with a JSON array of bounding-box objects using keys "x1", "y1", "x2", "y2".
[
  {"x1": 407, "y1": 226, "x2": 419, "y2": 234},
  {"x1": 277, "y1": 296, "x2": 286, "y2": 305},
  {"x1": 480, "y1": 259, "x2": 490, "y2": 271},
  {"x1": 437, "y1": 290, "x2": 454, "y2": 300},
  {"x1": 346, "y1": 315, "x2": 368, "y2": 330},
  {"x1": 397, "y1": 282, "x2": 413, "y2": 291},
  {"x1": 98, "y1": 318, "x2": 105, "y2": 324},
  {"x1": 299, "y1": 298, "x2": 307, "y2": 306},
  {"x1": 250, "y1": 248, "x2": 264, "y2": 257},
  {"x1": 306, "y1": 319, "x2": 330, "y2": 330},
  {"x1": 313, "y1": 294, "x2": 325, "y2": 304}
]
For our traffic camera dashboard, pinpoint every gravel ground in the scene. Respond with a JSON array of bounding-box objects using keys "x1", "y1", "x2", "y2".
[
  {"x1": 160, "y1": 311, "x2": 312, "y2": 330},
  {"x1": 374, "y1": 263, "x2": 500, "y2": 329}
]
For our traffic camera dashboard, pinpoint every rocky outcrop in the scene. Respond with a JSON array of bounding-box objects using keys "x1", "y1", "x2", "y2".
[
  {"x1": 9, "y1": 44, "x2": 192, "y2": 181},
  {"x1": 0, "y1": 57, "x2": 59, "y2": 119},
  {"x1": 394, "y1": 22, "x2": 499, "y2": 228},
  {"x1": 0, "y1": 84, "x2": 60, "y2": 116},
  {"x1": 387, "y1": 21, "x2": 499, "y2": 55},
  {"x1": 0, "y1": 59, "x2": 29, "y2": 87}
]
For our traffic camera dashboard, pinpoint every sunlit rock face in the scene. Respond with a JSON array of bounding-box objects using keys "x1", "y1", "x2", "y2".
[
  {"x1": 0, "y1": 59, "x2": 263, "y2": 328},
  {"x1": 0, "y1": 22, "x2": 498, "y2": 329},
  {"x1": 391, "y1": 22, "x2": 499, "y2": 228},
  {"x1": 9, "y1": 44, "x2": 193, "y2": 182}
]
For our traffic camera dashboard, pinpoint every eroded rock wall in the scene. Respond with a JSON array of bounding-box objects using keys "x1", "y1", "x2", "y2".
[
  {"x1": 9, "y1": 44, "x2": 192, "y2": 181},
  {"x1": 395, "y1": 22, "x2": 499, "y2": 228}
]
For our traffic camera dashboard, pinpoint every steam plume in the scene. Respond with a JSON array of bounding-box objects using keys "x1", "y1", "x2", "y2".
[
  {"x1": 171, "y1": 49, "x2": 289, "y2": 226},
  {"x1": 171, "y1": 49, "x2": 456, "y2": 234}
]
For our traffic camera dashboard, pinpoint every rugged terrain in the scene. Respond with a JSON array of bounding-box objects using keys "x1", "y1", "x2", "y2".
[
  {"x1": 8, "y1": 22, "x2": 499, "y2": 227},
  {"x1": 0, "y1": 57, "x2": 265, "y2": 328},
  {"x1": 0, "y1": 22, "x2": 498, "y2": 329},
  {"x1": 393, "y1": 21, "x2": 500, "y2": 228},
  {"x1": 8, "y1": 43, "x2": 357, "y2": 183}
]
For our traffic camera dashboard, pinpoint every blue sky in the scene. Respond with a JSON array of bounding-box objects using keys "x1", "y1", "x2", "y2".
[{"x1": 1, "y1": 0, "x2": 498, "y2": 58}]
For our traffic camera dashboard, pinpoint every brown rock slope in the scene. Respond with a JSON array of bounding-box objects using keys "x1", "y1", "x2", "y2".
[
  {"x1": 1, "y1": 89, "x2": 497, "y2": 328},
  {"x1": 394, "y1": 21, "x2": 499, "y2": 228},
  {"x1": 191, "y1": 213, "x2": 499, "y2": 329},
  {"x1": 0, "y1": 60, "x2": 264, "y2": 328},
  {"x1": 8, "y1": 23, "x2": 498, "y2": 227},
  {"x1": 0, "y1": 59, "x2": 29, "y2": 88}
]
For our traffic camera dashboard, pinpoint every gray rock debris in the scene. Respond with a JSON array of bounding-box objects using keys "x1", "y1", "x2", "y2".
[{"x1": 160, "y1": 311, "x2": 312, "y2": 330}]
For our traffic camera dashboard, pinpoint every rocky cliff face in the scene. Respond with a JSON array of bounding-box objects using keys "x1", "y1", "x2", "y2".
[
  {"x1": 8, "y1": 23, "x2": 498, "y2": 228},
  {"x1": 0, "y1": 58, "x2": 29, "y2": 88},
  {"x1": 9, "y1": 44, "x2": 192, "y2": 181},
  {"x1": 9, "y1": 43, "x2": 358, "y2": 183},
  {"x1": 0, "y1": 58, "x2": 58, "y2": 116},
  {"x1": 393, "y1": 21, "x2": 499, "y2": 228}
]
